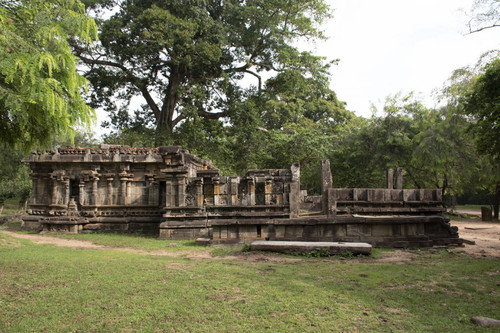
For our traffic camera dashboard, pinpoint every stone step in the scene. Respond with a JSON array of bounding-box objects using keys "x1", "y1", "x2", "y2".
[{"x1": 250, "y1": 240, "x2": 372, "y2": 255}]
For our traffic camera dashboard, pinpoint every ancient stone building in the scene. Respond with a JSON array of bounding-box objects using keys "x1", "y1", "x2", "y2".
[{"x1": 23, "y1": 145, "x2": 462, "y2": 247}]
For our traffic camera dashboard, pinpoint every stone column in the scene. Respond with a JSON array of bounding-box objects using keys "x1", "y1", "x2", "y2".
[
  {"x1": 229, "y1": 178, "x2": 238, "y2": 205},
  {"x1": 265, "y1": 177, "x2": 272, "y2": 205},
  {"x1": 106, "y1": 177, "x2": 114, "y2": 205},
  {"x1": 127, "y1": 181, "x2": 132, "y2": 205},
  {"x1": 395, "y1": 167, "x2": 403, "y2": 189},
  {"x1": 91, "y1": 177, "x2": 99, "y2": 206},
  {"x1": 51, "y1": 179, "x2": 59, "y2": 205},
  {"x1": 176, "y1": 176, "x2": 186, "y2": 207},
  {"x1": 30, "y1": 175, "x2": 38, "y2": 205},
  {"x1": 146, "y1": 176, "x2": 156, "y2": 205},
  {"x1": 92, "y1": 177, "x2": 99, "y2": 206},
  {"x1": 386, "y1": 169, "x2": 394, "y2": 189},
  {"x1": 79, "y1": 180, "x2": 85, "y2": 206},
  {"x1": 321, "y1": 160, "x2": 332, "y2": 215},
  {"x1": 247, "y1": 177, "x2": 255, "y2": 206},
  {"x1": 120, "y1": 178, "x2": 127, "y2": 205},
  {"x1": 64, "y1": 179, "x2": 70, "y2": 205},
  {"x1": 195, "y1": 178, "x2": 203, "y2": 207},
  {"x1": 165, "y1": 176, "x2": 174, "y2": 207},
  {"x1": 213, "y1": 178, "x2": 220, "y2": 206}
]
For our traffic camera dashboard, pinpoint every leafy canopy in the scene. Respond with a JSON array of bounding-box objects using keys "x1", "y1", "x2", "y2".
[
  {"x1": 78, "y1": 0, "x2": 334, "y2": 137},
  {"x1": 462, "y1": 57, "x2": 500, "y2": 161},
  {"x1": 0, "y1": 0, "x2": 97, "y2": 151}
]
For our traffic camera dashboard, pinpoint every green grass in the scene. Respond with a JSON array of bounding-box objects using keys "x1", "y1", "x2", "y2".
[
  {"x1": 0, "y1": 232, "x2": 499, "y2": 332},
  {"x1": 0, "y1": 197, "x2": 23, "y2": 216},
  {"x1": 453, "y1": 204, "x2": 487, "y2": 212},
  {"x1": 50, "y1": 232, "x2": 207, "y2": 252},
  {"x1": 0, "y1": 217, "x2": 23, "y2": 230}
]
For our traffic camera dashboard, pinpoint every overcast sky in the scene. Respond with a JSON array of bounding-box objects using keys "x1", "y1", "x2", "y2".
[{"x1": 315, "y1": 0, "x2": 500, "y2": 117}]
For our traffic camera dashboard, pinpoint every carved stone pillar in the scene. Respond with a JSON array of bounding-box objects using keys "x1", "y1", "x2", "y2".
[
  {"x1": 126, "y1": 181, "x2": 131, "y2": 205},
  {"x1": 195, "y1": 178, "x2": 203, "y2": 207},
  {"x1": 51, "y1": 179, "x2": 58, "y2": 205},
  {"x1": 247, "y1": 177, "x2": 255, "y2": 206},
  {"x1": 321, "y1": 160, "x2": 332, "y2": 215},
  {"x1": 176, "y1": 176, "x2": 186, "y2": 207},
  {"x1": 79, "y1": 180, "x2": 85, "y2": 206},
  {"x1": 30, "y1": 175, "x2": 38, "y2": 205},
  {"x1": 386, "y1": 169, "x2": 394, "y2": 189},
  {"x1": 91, "y1": 177, "x2": 99, "y2": 206},
  {"x1": 213, "y1": 178, "x2": 220, "y2": 206},
  {"x1": 92, "y1": 178, "x2": 99, "y2": 206},
  {"x1": 106, "y1": 177, "x2": 114, "y2": 205},
  {"x1": 64, "y1": 179, "x2": 70, "y2": 206},
  {"x1": 265, "y1": 177, "x2": 272, "y2": 205},
  {"x1": 395, "y1": 167, "x2": 403, "y2": 189},
  {"x1": 229, "y1": 178, "x2": 238, "y2": 205},
  {"x1": 120, "y1": 179, "x2": 127, "y2": 205},
  {"x1": 165, "y1": 176, "x2": 174, "y2": 207},
  {"x1": 146, "y1": 175, "x2": 156, "y2": 205}
]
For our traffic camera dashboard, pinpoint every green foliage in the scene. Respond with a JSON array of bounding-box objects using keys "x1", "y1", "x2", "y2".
[
  {"x1": 326, "y1": 91, "x2": 496, "y2": 199},
  {"x1": 78, "y1": 0, "x2": 335, "y2": 137},
  {"x1": 0, "y1": 0, "x2": 97, "y2": 151},
  {"x1": 0, "y1": 148, "x2": 30, "y2": 207},
  {"x1": 462, "y1": 58, "x2": 500, "y2": 161}
]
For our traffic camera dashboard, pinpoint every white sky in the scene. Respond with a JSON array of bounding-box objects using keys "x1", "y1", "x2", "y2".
[{"x1": 317, "y1": 0, "x2": 500, "y2": 117}]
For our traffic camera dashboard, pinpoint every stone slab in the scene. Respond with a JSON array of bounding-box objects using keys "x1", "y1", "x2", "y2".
[{"x1": 250, "y1": 240, "x2": 372, "y2": 255}]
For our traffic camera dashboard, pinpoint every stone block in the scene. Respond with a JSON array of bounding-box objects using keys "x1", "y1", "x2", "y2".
[{"x1": 372, "y1": 224, "x2": 392, "y2": 237}]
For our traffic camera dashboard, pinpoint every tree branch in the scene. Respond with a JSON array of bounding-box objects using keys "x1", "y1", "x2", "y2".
[
  {"x1": 76, "y1": 53, "x2": 162, "y2": 121},
  {"x1": 197, "y1": 109, "x2": 227, "y2": 119},
  {"x1": 466, "y1": 21, "x2": 500, "y2": 34}
]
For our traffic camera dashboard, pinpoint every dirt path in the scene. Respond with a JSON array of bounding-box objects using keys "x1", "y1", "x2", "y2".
[
  {"x1": 2, "y1": 219, "x2": 499, "y2": 261},
  {"x1": 450, "y1": 220, "x2": 500, "y2": 258}
]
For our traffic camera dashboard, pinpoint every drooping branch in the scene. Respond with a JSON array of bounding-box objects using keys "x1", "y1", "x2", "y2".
[
  {"x1": 467, "y1": 22, "x2": 500, "y2": 34},
  {"x1": 76, "y1": 53, "x2": 162, "y2": 121}
]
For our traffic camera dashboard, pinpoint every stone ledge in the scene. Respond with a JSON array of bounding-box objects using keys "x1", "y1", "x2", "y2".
[{"x1": 250, "y1": 240, "x2": 372, "y2": 255}]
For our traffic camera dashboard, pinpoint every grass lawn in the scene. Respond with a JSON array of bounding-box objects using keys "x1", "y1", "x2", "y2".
[
  {"x1": 1, "y1": 231, "x2": 499, "y2": 332},
  {"x1": 0, "y1": 198, "x2": 23, "y2": 216},
  {"x1": 52, "y1": 232, "x2": 205, "y2": 252},
  {"x1": 453, "y1": 205, "x2": 488, "y2": 212}
]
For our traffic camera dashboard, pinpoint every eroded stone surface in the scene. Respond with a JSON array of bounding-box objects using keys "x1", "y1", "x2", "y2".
[
  {"x1": 23, "y1": 146, "x2": 461, "y2": 247},
  {"x1": 251, "y1": 240, "x2": 372, "y2": 255}
]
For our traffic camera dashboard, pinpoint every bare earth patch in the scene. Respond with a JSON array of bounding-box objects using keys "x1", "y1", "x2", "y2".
[
  {"x1": 2, "y1": 220, "x2": 499, "y2": 261},
  {"x1": 450, "y1": 219, "x2": 500, "y2": 258}
]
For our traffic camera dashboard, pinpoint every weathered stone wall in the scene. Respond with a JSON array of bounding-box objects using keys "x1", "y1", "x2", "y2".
[
  {"x1": 23, "y1": 147, "x2": 461, "y2": 247},
  {"x1": 23, "y1": 145, "x2": 300, "y2": 236}
]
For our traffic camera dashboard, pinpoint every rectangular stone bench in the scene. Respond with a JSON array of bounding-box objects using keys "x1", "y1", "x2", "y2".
[{"x1": 250, "y1": 240, "x2": 372, "y2": 255}]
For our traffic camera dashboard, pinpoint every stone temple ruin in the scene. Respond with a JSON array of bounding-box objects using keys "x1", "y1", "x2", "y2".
[{"x1": 23, "y1": 145, "x2": 462, "y2": 247}]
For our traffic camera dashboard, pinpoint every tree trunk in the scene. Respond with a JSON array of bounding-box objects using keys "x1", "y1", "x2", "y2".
[
  {"x1": 158, "y1": 67, "x2": 184, "y2": 132},
  {"x1": 494, "y1": 182, "x2": 500, "y2": 220}
]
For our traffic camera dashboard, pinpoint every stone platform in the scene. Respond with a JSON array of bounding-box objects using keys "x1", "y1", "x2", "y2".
[{"x1": 250, "y1": 240, "x2": 372, "y2": 255}]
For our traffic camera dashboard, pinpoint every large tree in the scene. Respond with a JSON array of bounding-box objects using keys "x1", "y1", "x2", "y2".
[
  {"x1": 76, "y1": 0, "x2": 333, "y2": 138},
  {"x1": 0, "y1": 0, "x2": 97, "y2": 151}
]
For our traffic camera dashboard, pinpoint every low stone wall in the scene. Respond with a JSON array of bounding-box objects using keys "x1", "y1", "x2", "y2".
[{"x1": 210, "y1": 215, "x2": 462, "y2": 248}]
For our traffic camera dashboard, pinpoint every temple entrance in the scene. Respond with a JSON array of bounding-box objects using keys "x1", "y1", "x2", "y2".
[
  {"x1": 69, "y1": 179, "x2": 80, "y2": 204},
  {"x1": 159, "y1": 181, "x2": 166, "y2": 207},
  {"x1": 255, "y1": 182, "x2": 265, "y2": 205}
]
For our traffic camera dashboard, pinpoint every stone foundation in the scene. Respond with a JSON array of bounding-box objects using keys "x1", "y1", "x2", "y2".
[{"x1": 23, "y1": 147, "x2": 462, "y2": 247}]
